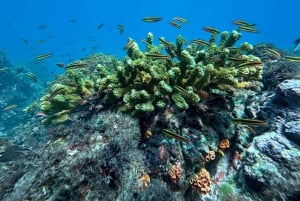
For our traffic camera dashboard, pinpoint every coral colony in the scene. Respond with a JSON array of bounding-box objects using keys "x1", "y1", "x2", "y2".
[{"x1": 39, "y1": 29, "x2": 262, "y2": 124}]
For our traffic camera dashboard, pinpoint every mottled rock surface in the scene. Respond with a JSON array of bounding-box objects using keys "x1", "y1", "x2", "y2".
[{"x1": 242, "y1": 79, "x2": 300, "y2": 201}]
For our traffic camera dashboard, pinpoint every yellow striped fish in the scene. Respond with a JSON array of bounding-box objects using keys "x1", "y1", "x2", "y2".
[
  {"x1": 162, "y1": 129, "x2": 189, "y2": 143},
  {"x1": 233, "y1": 118, "x2": 268, "y2": 126},
  {"x1": 142, "y1": 17, "x2": 162, "y2": 22},
  {"x1": 283, "y1": 55, "x2": 300, "y2": 62}
]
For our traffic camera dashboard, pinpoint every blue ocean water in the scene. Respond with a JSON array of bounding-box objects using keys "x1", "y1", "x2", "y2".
[{"x1": 0, "y1": 0, "x2": 299, "y2": 74}]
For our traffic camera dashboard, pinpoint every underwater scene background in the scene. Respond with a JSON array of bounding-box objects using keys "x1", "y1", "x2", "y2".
[{"x1": 0, "y1": 0, "x2": 300, "y2": 200}]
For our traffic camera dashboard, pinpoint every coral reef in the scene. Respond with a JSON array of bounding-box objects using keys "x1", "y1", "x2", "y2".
[{"x1": 6, "y1": 27, "x2": 299, "y2": 201}]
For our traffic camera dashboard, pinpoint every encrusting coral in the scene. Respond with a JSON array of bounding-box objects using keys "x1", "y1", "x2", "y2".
[
  {"x1": 168, "y1": 164, "x2": 183, "y2": 183},
  {"x1": 190, "y1": 168, "x2": 212, "y2": 194},
  {"x1": 219, "y1": 138, "x2": 230, "y2": 150},
  {"x1": 205, "y1": 150, "x2": 216, "y2": 163}
]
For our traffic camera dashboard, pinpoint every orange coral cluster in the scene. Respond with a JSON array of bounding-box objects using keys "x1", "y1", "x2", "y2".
[
  {"x1": 139, "y1": 173, "x2": 151, "y2": 189},
  {"x1": 168, "y1": 164, "x2": 182, "y2": 183},
  {"x1": 219, "y1": 139, "x2": 230, "y2": 150},
  {"x1": 205, "y1": 150, "x2": 215, "y2": 163},
  {"x1": 190, "y1": 168, "x2": 212, "y2": 194},
  {"x1": 144, "y1": 130, "x2": 152, "y2": 139}
]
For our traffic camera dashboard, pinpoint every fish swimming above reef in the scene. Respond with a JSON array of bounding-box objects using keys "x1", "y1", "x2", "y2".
[
  {"x1": 141, "y1": 16, "x2": 162, "y2": 22},
  {"x1": 97, "y1": 23, "x2": 104, "y2": 30},
  {"x1": 69, "y1": 18, "x2": 77, "y2": 23},
  {"x1": 232, "y1": 19, "x2": 256, "y2": 27},
  {"x1": 283, "y1": 55, "x2": 300, "y2": 62},
  {"x1": 36, "y1": 53, "x2": 52, "y2": 60},
  {"x1": 237, "y1": 26, "x2": 259, "y2": 33},
  {"x1": 162, "y1": 129, "x2": 189, "y2": 143},
  {"x1": 56, "y1": 63, "x2": 65, "y2": 67},
  {"x1": 172, "y1": 16, "x2": 188, "y2": 24},
  {"x1": 117, "y1": 24, "x2": 124, "y2": 34},
  {"x1": 202, "y1": 26, "x2": 220, "y2": 35},
  {"x1": 26, "y1": 72, "x2": 38, "y2": 82},
  {"x1": 36, "y1": 24, "x2": 48, "y2": 29},
  {"x1": 169, "y1": 21, "x2": 182, "y2": 29},
  {"x1": 21, "y1": 38, "x2": 29, "y2": 45},
  {"x1": 123, "y1": 39, "x2": 135, "y2": 50},
  {"x1": 232, "y1": 19, "x2": 258, "y2": 33},
  {"x1": 65, "y1": 61, "x2": 89, "y2": 69},
  {"x1": 265, "y1": 48, "x2": 281, "y2": 60},
  {"x1": 3, "y1": 104, "x2": 17, "y2": 111},
  {"x1": 233, "y1": 118, "x2": 268, "y2": 126}
]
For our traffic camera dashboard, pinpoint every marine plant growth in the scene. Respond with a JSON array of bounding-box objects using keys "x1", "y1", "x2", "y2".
[{"x1": 39, "y1": 29, "x2": 263, "y2": 123}]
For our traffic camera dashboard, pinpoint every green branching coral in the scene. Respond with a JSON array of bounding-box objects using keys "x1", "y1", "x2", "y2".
[
  {"x1": 37, "y1": 29, "x2": 264, "y2": 123},
  {"x1": 38, "y1": 58, "x2": 112, "y2": 124}
]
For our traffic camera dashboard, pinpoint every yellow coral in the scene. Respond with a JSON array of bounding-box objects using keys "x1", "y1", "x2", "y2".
[{"x1": 236, "y1": 81, "x2": 252, "y2": 89}]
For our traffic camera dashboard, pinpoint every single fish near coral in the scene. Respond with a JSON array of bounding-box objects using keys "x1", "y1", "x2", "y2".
[
  {"x1": 237, "y1": 26, "x2": 259, "y2": 33},
  {"x1": 26, "y1": 72, "x2": 37, "y2": 82},
  {"x1": 3, "y1": 104, "x2": 17, "y2": 111},
  {"x1": 145, "y1": 53, "x2": 170, "y2": 60},
  {"x1": 226, "y1": 57, "x2": 248, "y2": 62},
  {"x1": 181, "y1": 38, "x2": 190, "y2": 45},
  {"x1": 49, "y1": 87, "x2": 65, "y2": 102},
  {"x1": 162, "y1": 129, "x2": 189, "y2": 143},
  {"x1": 174, "y1": 85, "x2": 189, "y2": 97},
  {"x1": 65, "y1": 62, "x2": 89, "y2": 69},
  {"x1": 172, "y1": 17, "x2": 188, "y2": 24},
  {"x1": 233, "y1": 118, "x2": 268, "y2": 126},
  {"x1": 56, "y1": 63, "x2": 65, "y2": 67},
  {"x1": 123, "y1": 39, "x2": 135, "y2": 50},
  {"x1": 232, "y1": 20, "x2": 256, "y2": 27},
  {"x1": 158, "y1": 37, "x2": 171, "y2": 47},
  {"x1": 235, "y1": 61, "x2": 263, "y2": 68},
  {"x1": 117, "y1": 24, "x2": 124, "y2": 34},
  {"x1": 192, "y1": 39, "x2": 210, "y2": 46},
  {"x1": 141, "y1": 16, "x2": 162, "y2": 22},
  {"x1": 35, "y1": 112, "x2": 48, "y2": 118},
  {"x1": 36, "y1": 53, "x2": 52, "y2": 60},
  {"x1": 202, "y1": 26, "x2": 220, "y2": 35},
  {"x1": 169, "y1": 21, "x2": 182, "y2": 29},
  {"x1": 283, "y1": 55, "x2": 300, "y2": 62},
  {"x1": 265, "y1": 48, "x2": 281, "y2": 60}
]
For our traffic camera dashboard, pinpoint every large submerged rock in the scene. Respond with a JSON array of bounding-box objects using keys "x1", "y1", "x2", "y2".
[
  {"x1": 276, "y1": 79, "x2": 300, "y2": 107},
  {"x1": 242, "y1": 79, "x2": 300, "y2": 201}
]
